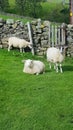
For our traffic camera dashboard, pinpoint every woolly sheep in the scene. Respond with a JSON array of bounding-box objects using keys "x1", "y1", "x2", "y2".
[
  {"x1": 22, "y1": 59, "x2": 45, "y2": 75},
  {"x1": 7, "y1": 37, "x2": 32, "y2": 52},
  {"x1": 46, "y1": 47, "x2": 64, "y2": 73}
]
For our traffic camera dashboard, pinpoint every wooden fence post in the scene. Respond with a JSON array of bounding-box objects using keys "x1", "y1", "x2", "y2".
[
  {"x1": 27, "y1": 22, "x2": 35, "y2": 55},
  {"x1": 48, "y1": 23, "x2": 51, "y2": 47},
  {"x1": 51, "y1": 25, "x2": 54, "y2": 47},
  {"x1": 54, "y1": 25, "x2": 57, "y2": 46},
  {"x1": 58, "y1": 26, "x2": 60, "y2": 46}
]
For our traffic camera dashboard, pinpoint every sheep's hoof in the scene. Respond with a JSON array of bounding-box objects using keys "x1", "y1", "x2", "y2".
[
  {"x1": 56, "y1": 70, "x2": 59, "y2": 73},
  {"x1": 36, "y1": 73, "x2": 39, "y2": 75}
]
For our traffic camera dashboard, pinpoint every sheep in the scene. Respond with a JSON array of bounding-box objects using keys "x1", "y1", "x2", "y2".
[
  {"x1": 7, "y1": 37, "x2": 32, "y2": 52},
  {"x1": 46, "y1": 47, "x2": 64, "y2": 73},
  {"x1": 22, "y1": 59, "x2": 45, "y2": 75}
]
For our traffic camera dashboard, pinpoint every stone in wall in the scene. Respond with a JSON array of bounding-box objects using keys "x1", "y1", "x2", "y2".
[{"x1": 66, "y1": 24, "x2": 73, "y2": 57}]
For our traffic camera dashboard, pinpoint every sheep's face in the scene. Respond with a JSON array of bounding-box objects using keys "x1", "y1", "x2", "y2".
[
  {"x1": 28, "y1": 44, "x2": 32, "y2": 49},
  {"x1": 59, "y1": 54, "x2": 64, "y2": 63},
  {"x1": 25, "y1": 59, "x2": 33, "y2": 68}
]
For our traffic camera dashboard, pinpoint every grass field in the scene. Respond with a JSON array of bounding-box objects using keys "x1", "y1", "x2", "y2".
[
  {"x1": 0, "y1": 49, "x2": 73, "y2": 130},
  {"x1": 0, "y1": 14, "x2": 34, "y2": 24}
]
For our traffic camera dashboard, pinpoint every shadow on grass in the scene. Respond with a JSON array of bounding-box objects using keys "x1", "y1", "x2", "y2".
[
  {"x1": 45, "y1": 65, "x2": 73, "y2": 73},
  {"x1": 63, "y1": 65, "x2": 73, "y2": 72},
  {"x1": 45, "y1": 69, "x2": 52, "y2": 73}
]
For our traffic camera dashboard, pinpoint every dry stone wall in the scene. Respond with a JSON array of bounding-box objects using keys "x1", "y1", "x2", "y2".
[
  {"x1": 31, "y1": 19, "x2": 50, "y2": 55},
  {"x1": 0, "y1": 17, "x2": 73, "y2": 57}
]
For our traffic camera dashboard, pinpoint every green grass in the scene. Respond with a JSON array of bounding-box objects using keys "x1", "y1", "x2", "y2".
[
  {"x1": 0, "y1": 14, "x2": 34, "y2": 23},
  {"x1": 0, "y1": 49, "x2": 73, "y2": 130}
]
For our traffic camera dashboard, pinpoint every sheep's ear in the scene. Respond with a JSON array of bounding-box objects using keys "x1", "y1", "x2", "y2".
[
  {"x1": 31, "y1": 60, "x2": 33, "y2": 64},
  {"x1": 22, "y1": 60, "x2": 26, "y2": 63},
  {"x1": 60, "y1": 46, "x2": 63, "y2": 53}
]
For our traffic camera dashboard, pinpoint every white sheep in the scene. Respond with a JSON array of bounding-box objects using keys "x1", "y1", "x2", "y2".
[
  {"x1": 46, "y1": 47, "x2": 64, "y2": 73},
  {"x1": 7, "y1": 37, "x2": 32, "y2": 52},
  {"x1": 22, "y1": 59, "x2": 45, "y2": 75}
]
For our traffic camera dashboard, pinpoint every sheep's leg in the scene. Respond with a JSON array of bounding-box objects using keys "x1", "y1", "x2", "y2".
[
  {"x1": 55, "y1": 63, "x2": 59, "y2": 73},
  {"x1": 8, "y1": 45, "x2": 11, "y2": 51},
  {"x1": 43, "y1": 71, "x2": 45, "y2": 74},
  {"x1": 60, "y1": 63, "x2": 63, "y2": 73},
  {"x1": 49, "y1": 63, "x2": 51, "y2": 69},
  {"x1": 36, "y1": 73, "x2": 39, "y2": 75},
  {"x1": 20, "y1": 48, "x2": 23, "y2": 53},
  {"x1": 54, "y1": 64, "x2": 56, "y2": 70},
  {"x1": 22, "y1": 48, "x2": 25, "y2": 53}
]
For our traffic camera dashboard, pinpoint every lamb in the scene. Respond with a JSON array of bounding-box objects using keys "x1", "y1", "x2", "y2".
[
  {"x1": 7, "y1": 37, "x2": 32, "y2": 52},
  {"x1": 22, "y1": 59, "x2": 45, "y2": 75},
  {"x1": 46, "y1": 47, "x2": 64, "y2": 73}
]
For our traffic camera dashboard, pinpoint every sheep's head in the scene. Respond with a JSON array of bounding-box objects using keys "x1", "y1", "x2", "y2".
[
  {"x1": 28, "y1": 44, "x2": 32, "y2": 49},
  {"x1": 24, "y1": 40, "x2": 32, "y2": 49},
  {"x1": 57, "y1": 45, "x2": 68, "y2": 56},
  {"x1": 22, "y1": 59, "x2": 33, "y2": 68}
]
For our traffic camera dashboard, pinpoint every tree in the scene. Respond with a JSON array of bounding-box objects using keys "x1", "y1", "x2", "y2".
[
  {"x1": 30, "y1": 0, "x2": 42, "y2": 17},
  {"x1": 15, "y1": 0, "x2": 27, "y2": 15},
  {"x1": 0, "y1": 0, "x2": 9, "y2": 11},
  {"x1": 15, "y1": 0, "x2": 34, "y2": 16},
  {"x1": 15, "y1": 0, "x2": 45, "y2": 17}
]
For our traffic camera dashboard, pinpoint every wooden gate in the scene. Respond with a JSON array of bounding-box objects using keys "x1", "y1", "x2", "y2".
[
  {"x1": 27, "y1": 22, "x2": 66, "y2": 55},
  {"x1": 48, "y1": 23, "x2": 66, "y2": 47}
]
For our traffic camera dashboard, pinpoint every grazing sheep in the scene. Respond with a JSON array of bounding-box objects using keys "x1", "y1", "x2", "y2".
[
  {"x1": 22, "y1": 59, "x2": 45, "y2": 75},
  {"x1": 7, "y1": 37, "x2": 32, "y2": 52},
  {"x1": 46, "y1": 47, "x2": 64, "y2": 73}
]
